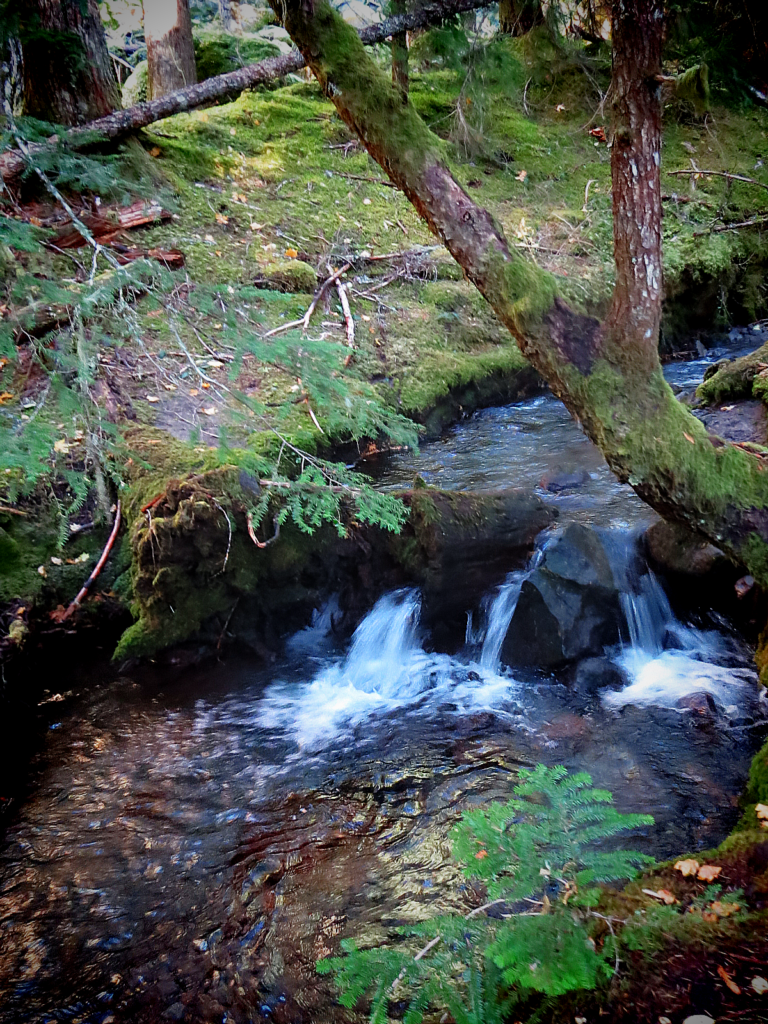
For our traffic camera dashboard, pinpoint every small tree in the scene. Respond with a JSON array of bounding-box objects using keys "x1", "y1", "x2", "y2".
[
  {"x1": 14, "y1": 0, "x2": 120, "y2": 125},
  {"x1": 144, "y1": 0, "x2": 198, "y2": 100}
]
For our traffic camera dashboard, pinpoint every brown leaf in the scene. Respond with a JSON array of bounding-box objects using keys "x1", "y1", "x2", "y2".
[
  {"x1": 642, "y1": 888, "x2": 677, "y2": 904},
  {"x1": 697, "y1": 864, "x2": 722, "y2": 882},
  {"x1": 683, "y1": 432, "x2": 696, "y2": 444},
  {"x1": 718, "y1": 965, "x2": 741, "y2": 994},
  {"x1": 710, "y1": 900, "x2": 740, "y2": 917},
  {"x1": 674, "y1": 858, "x2": 700, "y2": 877}
]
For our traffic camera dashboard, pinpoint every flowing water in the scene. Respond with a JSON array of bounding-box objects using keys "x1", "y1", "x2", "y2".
[{"x1": 1, "y1": 341, "x2": 766, "y2": 1023}]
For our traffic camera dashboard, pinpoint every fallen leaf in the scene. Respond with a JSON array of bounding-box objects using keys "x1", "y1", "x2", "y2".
[
  {"x1": 204, "y1": 234, "x2": 215, "y2": 243},
  {"x1": 674, "y1": 859, "x2": 700, "y2": 877},
  {"x1": 363, "y1": 198, "x2": 372, "y2": 205},
  {"x1": 710, "y1": 900, "x2": 740, "y2": 917},
  {"x1": 752, "y1": 976, "x2": 768, "y2": 994},
  {"x1": 589, "y1": 126, "x2": 607, "y2": 142},
  {"x1": 53, "y1": 438, "x2": 71, "y2": 454},
  {"x1": 516, "y1": 169, "x2": 528, "y2": 182},
  {"x1": 718, "y1": 965, "x2": 741, "y2": 994},
  {"x1": 0, "y1": 392, "x2": 14, "y2": 403},
  {"x1": 201, "y1": 382, "x2": 211, "y2": 389},
  {"x1": 229, "y1": 128, "x2": 236, "y2": 137},
  {"x1": 697, "y1": 864, "x2": 722, "y2": 882},
  {"x1": 215, "y1": 213, "x2": 229, "y2": 225},
  {"x1": 202, "y1": 407, "x2": 217, "y2": 415},
  {"x1": 189, "y1": 389, "x2": 200, "y2": 397},
  {"x1": 150, "y1": 146, "x2": 161, "y2": 157},
  {"x1": 206, "y1": 359, "x2": 224, "y2": 369},
  {"x1": 642, "y1": 888, "x2": 678, "y2": 904},
  {"x1": 146, "y1": 395, "x2": 160, "y2": 403},
  {"x1": 555, "y1": 103, "x2": 566, "y2": 112},
  {"x1": 755, "y1": 803, "x2": 768, "y2": 819},
  {"x1": 37, "y1": 565, "x2": 47, "y2": 577},
  {"x1": 683, "y1": 432, "x2": 696, "y2": 444},
  {"x1": 475, "y1": 849, "x2": 488, "y2": 860},
  {"x1": 284, "y1": 248, "x2": 298, "y2": 258},
  {"x1": 163, "y1": 383, "x2": 177, "y2": 391},
  {"x1": 50, "y1": 556, "x2": 62, "y2": 566},
  {"x1": 721, "y1": 404, "x2": 736, "y2": 411}
]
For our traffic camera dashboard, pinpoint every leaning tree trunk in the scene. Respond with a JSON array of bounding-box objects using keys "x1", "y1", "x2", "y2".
[
  {"x1": 391, "y1": 0, "x2": 409, "y2": 99},
  {"x1": 144, "y1": 0, "x2": 197, "y2": 100},
  {"x1": 17, "y1": 0, "x2": 120, "y2": 125},
  {"x1": 268, "y1": 0, "x2": 768, "y2": 586},
  {"x1": 498, "y1": 0, "x2": 544, "y2": 35}
]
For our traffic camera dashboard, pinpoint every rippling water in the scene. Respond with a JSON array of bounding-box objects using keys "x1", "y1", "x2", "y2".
[{"x1": 0, "y1": 340, "x2": 765, "y2": 1024}]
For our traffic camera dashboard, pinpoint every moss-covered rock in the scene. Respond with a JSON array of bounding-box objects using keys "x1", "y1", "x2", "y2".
[{"x1": 255, "y1": 258, "x2": 317, "y2": 293}]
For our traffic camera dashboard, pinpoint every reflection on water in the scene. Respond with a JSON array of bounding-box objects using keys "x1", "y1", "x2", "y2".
[
  {"x1": 1, "y1": 339, "x2": 765, "y2": 1023},
  {"x1": 0, "y1": 532, "x2": 763, "y2": 1023}
]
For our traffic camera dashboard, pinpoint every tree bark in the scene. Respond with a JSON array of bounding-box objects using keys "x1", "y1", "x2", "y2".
[
  {"x1": 145, "y1": 0, "x2": 198, "y2": 100},
  {"x1": 498, "y1": 0, "x2": 544, "y2": 35},
  {"x1": 17, "y1": 0, "x2": 121, "y2": 125},
  {"x1": 0, "y1": 0, "x2": 490, "y2": 184},
  {"x1": 218, "y1": 0, "x2": 233, "y2": 32},
  {"x1": 269, "y1": 0, "x2": 768, "y2": 584},
  {"x1": 391, "y1": 0, "x2": 408, "y2": 99}
]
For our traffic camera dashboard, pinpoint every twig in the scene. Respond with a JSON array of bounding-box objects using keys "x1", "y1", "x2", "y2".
[
  {"x1": 331, "y1": 171, "x2": 397, "y2": 189},
  {"x1": 667, "y1": 168, "x2": 768, "y2": 194},
  {"x1": 302, "y1": 262, "x2": 352, "y2": 331},
  {"x1": 304, "y1": 397, "x2": 325, "y2": 433},
  {"x1": 336, "y1": 280, "x2": 355, "y2": 365},
  {"x1": 693, "y1": 215, "x2": 768, "y2": 236},
  {"x1": 583, "y1": 178, "x2": 598, "y2": 211},
  {"x1": 247, "y1": 512, "x2": 281, "y2": 548},
  {"x1": 62, "y1": 501, "x2": 121, "y2": 619},
  {"x1": 263, "y1": 317, "x2": 306, "y2": 337},
  {"x1": 589, "y1": 912, "x2": 621, "y2": 977},
  {"x1": 0, "y1": 506, "x2": 28, "y2": 516},
  {"x1": 211, "y1": 498, "x2": 232, "y2": 575},
  {"x1": 522, "y1": 76, "x2": 532, "y2": 117},
  {"x1": 217, "y1": 599, "x2": 239, "y2": 650}
]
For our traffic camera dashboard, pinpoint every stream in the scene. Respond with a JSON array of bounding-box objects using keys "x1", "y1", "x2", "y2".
[{"x1": 1, "y1": 340, "x2": 766, "y2": 1023}]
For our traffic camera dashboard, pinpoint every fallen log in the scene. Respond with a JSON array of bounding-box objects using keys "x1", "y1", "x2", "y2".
[{"x1": 0, "y1": 0, "x2": 490, "y2": 183}]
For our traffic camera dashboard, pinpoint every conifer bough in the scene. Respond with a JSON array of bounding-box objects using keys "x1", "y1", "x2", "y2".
[{"x1": 0, "y1": 0, "x2": 491, "y2": 184}]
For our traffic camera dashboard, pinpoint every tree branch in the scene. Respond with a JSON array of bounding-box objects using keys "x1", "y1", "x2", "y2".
[
  {"x1": 0, "y1": 0, "x2": 492, "y2": 184},
  {"x1": 267, "y1": 0, "x2": 768, "y2": 584}
]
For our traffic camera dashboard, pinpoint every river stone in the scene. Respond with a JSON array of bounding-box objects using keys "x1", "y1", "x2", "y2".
[
  {"x1": 572, "y1": 656, "x2": 627, "y2": 694},
  {"x1": 539, "y1": 469, "x2": 590, "y2": 492},
  {"x1": 644, "y1": 520, "x2": 728, "y2": 577},
  {"x1": 501, "y1": 523, "x2": 622, "y2": 669}
]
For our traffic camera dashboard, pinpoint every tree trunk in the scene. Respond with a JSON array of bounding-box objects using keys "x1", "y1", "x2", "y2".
[
  {"x1": 0, "y1": 0, "x2": 491, "y2": 185},
  {"x1": 145, "y1": 0, "x2": 197, "y2": 100},
  {"x1": 17, "y1": 0, "x2": 120, "y2": 125},
  {"x1": 269, "y1": 0, "x2": 768, "y2": 585},
  {"x1": 498, "y1": 0, "x2": 544, "y2": 35},
  {"x1": 391, "y1": 0, "x2": 408, "y2": 99},
  {"x1": 218, "y1": 0, "x2": 233, "y2": 32}
]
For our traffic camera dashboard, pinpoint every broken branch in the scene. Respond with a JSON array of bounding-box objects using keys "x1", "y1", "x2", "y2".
[{"x1": 62, "y1": 501, "x2": 121, "y2": 620}]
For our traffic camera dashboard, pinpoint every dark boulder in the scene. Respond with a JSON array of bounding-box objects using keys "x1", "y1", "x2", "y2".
[
  {"x1": 644, "y1": 519, "x2": 728, "y2": 578},
  {"x1": 572, "y1": 656, "x2": 628, "y2": 695},
  {"x1": 501, "y1": 523, "x2": 622, "y2": 670}
]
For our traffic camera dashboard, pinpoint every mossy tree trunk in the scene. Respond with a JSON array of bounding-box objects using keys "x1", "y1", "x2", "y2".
[
  {"x1": 391, "y1": 0, "x2": 409, "y2": 99},
  {"x1": 269, "y1": 0, "x2": 768, "y2": 585},
  {"x1": 145, "y1": 0, "x2": 197, "y2": 100},
  {"x1": 17, "y1": 0, "x2": 121, "y2": 125},
  {"x1": 498, "y1": 0, "x2": 543, "y2": 35}
]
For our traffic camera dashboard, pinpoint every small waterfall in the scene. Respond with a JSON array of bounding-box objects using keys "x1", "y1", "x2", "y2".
[
  {"x1": 340, "y1": 589, "x2": 423, "y2": 697},
  {"x1": 479, "y1": 576, "x2": 524, "y2": 670},
  {"x1": 620, "y1": 569, "x2": 672, "y2": 657}
]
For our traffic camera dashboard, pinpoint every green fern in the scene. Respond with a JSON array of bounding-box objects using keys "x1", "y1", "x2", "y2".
[{"x1": 318, "y1": 765, "x2": 655, "y2": 1022}]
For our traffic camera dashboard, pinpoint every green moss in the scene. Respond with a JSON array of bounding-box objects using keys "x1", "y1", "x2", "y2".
[
  {"x1": 257, "y1": 258, "x2": 317, "y2": 293},
  {"x1": 193, "y1": 33, "x2": 279, "y2": 80}
]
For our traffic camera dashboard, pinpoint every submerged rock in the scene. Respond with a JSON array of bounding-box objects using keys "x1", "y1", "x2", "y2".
[
  {"x1": 539, "y1": 469, "x2": 590, "y2": 492},
  {"x1": 500, "y1": 524, "x2": 622, "y2": 670},
  {"x1": 572, "y1": 656, "x2": 627, "y2": 695}
]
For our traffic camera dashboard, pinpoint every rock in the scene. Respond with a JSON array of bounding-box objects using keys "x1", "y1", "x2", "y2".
[
  {"x1": 676, "y1": 691, "x2": 718, "y2": 723},
  {"x1": 697, "y1": 398, "x2": 768, "y2": 444},
  {"x1": 255, "y1": 259, "x2": 317, "y2": 293},
  {"x1": 121, "y1": 61, "x2": 148, "y2": 107},
  {"x1": 572, "y1": 657, "x2": 627, "y2": 694},
  {"x1": 644, "y1": 520, "x2": 728, "y2": 578},
  {"x1": 539, "y1": 469, "x2": 590, "y2": 492},
  {"x1": 501, "y1": 524, "x2": 622, "y2": 669}
]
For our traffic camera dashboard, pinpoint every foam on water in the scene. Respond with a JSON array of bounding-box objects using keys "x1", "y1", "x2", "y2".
[
  {"x1": 256, "y1": 533, "x2": 758, "y2": 750},
  {"x1": 257, "y1": 590, "x2": 519, "y2": 749}
]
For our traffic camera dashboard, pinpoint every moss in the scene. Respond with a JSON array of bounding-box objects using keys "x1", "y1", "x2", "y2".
[
  {"x1": 193, "y1": 33, "x2": 280, "y2": 80},
  {"x1": 256, "y1": 258, "x2": 317, "y2": 293},
  {"x1": 696, "y1": 342, "x2": 768, "y2": 406},
  {"x1": 121, "y1": 61, "x2": 148, "y2": 106}
]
